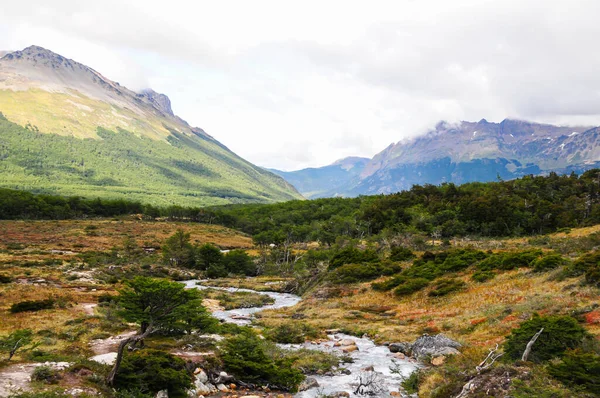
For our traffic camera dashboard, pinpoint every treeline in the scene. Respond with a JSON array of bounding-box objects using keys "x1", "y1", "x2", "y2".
[{"x1": 4, "y1": 170, "x2": 600, "y2": 239}]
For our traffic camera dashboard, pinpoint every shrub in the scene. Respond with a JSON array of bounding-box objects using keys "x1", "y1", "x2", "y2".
[
  {"x1": 329, "y1": 262, "x2": 400, "y2": 284},
  {"x1": 428, "y1": 278, "x2": 466, "y2": 297},
  {"x1": 114, "y1": 349, "x2": 192, "y2": 398},
  {"x1": 372, "y1": 275, "x2": 406, "y2": 291},
  {"x1": 31, "y1": 366, "x2": 61, "y2": 384},
  {"x1": 284, "y1": 349, "x2": 346, "y2": 374},
  {"x1": 394, "y1": 278, "x2": 429, "y2": 296},
  {"x1": 0, "y1": 274, "x2": 12, "y2": 283},
  {"x1": 499, "y1": 250, "x2": 542, "y2": 270},
  {"x1": 389, "y1": 246, "x2": 415, "y2": 262},
  {"x1": 533, "y1": 254, "x2": 568, "y2": 272},
  {"x1": 221, "y1": 330, "x2": 304, "y2": 391},
  {"x1": 329, "y1": 247, "x2": 379, "y2": 269},
  {"x1": 205, "y1": 264, "x2": 228, "y2": 279},
  {"x1": 222, "y1": 250, "x2": 256, "y2": 276},
  {"x1": 471, "y1": 270, "x2": 495, "y2": 282},
  {"x1": 401, "y1": 370, "x2": 420, "y2": 394},
  {"x1": 547, "y1": 350, "x2": 600, "y2": 395},
  {"x1": 562, "y1": 251, "x2": 600, "y2": 287},
  {"x1": 264, "y1": 322, "x2": 319, "y2": 344},
  {"x1": 10, "y1": 299, "x2": 55, "y2": 313},
  {"x1": 503, "y1": 314, "x2": 588, "y2": 363}
]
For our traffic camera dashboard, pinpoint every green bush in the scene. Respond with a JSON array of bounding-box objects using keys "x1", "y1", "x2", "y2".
[
  {"x1": 31, "y1": 366, "x2": 61, "y2": 384},
  {"x1": 499, "y1": 250, "x2": 542, "y2": 270},
  {"x1": 504, "y1": 314, "x2": 588, "y2": 363},
  {"x1": 264, "y1": 322, "x2": 319, "y2": 344},
  {"x1": 0, "y1": 274, "x2": 12, "y2": 283},
  {"x1": 329, "y1": 247, "x2": 379, "y2": 269},
  {"x1": 10, "y1": 299, "x2": 55, "y2": 313},
  {"x1": 389, "y1": 246, "x2": 415, "y2": 262},
  {"x1": 114, "y1": 349, "x2": 192, "y2": 398},
  {"x1": 401, "y1": 370, "x2": 420, "y2": 394},
  {"x1": 394, "y1": 278, "x2": 429, "y2": 296},
  {"x1": 428, "y1": 278, "x2": 466, "y2": 297},
  {"x1": 222, "y1": 250, "x2": 256, "y2": 276},
  {"x1": 547, "y1": 350, "x2": 600, "y2": 395},
  {"x1": 533, "y1": 254, "x2": 568, "y2": 272},
  {"x1": 372, "y1": 275, "x2": 406, "y2": 291},
  {"x1": 562, "y1": 251, "x2": 600, "y2": 287},
  {"x1": 221, "y1": 330, "x2": 304, "y2": 391},
  {"x1": 471, "y1": 270, "x2": 495, "y2": 282},
  {"x1": 205, "y1": 264, "x2": 228, "y2": 279},
  {"x1": 329, "y1": 262, "x2": 401, "y2": 284}
]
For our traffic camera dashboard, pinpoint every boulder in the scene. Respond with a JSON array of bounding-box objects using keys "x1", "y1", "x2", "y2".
[
  {"x1": 216, "y1": 383, "x2": 229, "y2": 392},
  {"x1": 339, "y1": 339, "x2": 356, "y2": 346},
  {"x1": 341, "y1": 345, "x2": 358, "y2": 353},
  {"x1": 389, "y1": 342, "x2": 412, "y2": 355},
  {"x1": 411, "y1": 334, "x2": 462, "y2": 359},
  {"x1": 299, "y1": 377, "x2": 319, "y2": 391},
  {"x1": 194, "y1": 382, "x2": 212, "y2": 395},
  {"x1": 194, "y1": 369, "x2": 208, "y2": 384},
  {"x1": 155, "y1": 390, "x2": 168, "y2": 398},
  {"x1": 330, "y1": 392, "x2": 350, "y2": 398}
]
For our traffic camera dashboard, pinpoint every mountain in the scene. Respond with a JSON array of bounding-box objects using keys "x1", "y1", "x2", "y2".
[
  {"x1": 277, "y1": 119, "x2": 600, "y2": 197},
  {"x1": 0, "y1": 46, "x2": 302, "y2": 206},
  {"x1": 271, "y1": 156, "x2": 369, "y2": 199}
]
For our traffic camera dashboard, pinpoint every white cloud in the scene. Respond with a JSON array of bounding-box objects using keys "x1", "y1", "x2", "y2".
[{"x1": 2, "y1": 0, "x2": 600, "y2": 170}]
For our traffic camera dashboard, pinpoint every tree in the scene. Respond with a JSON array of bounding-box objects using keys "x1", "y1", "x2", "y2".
[
  {"x1": 0, "y1": 329, "x2": 38, "y2": 360},
  {"x1": 222, "y1": 250, "x2": 256, "y2": 275},
  {"x1": 107, "y1": 277, "x2": 207, "y2": 385},
  {"x1": 196, "y1": 243, "x2": 223, "y2": 270},
  {"x1": 162, "y1": 229, "x2": 194, "y2": 267}
]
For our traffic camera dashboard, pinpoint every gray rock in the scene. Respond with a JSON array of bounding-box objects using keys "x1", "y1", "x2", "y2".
[
  {"x1": 194, "y1": 369, "x2": 208, "y2": 384},
  {"x1": 194, "y1": 381, "x2": 212, "y2": 395},
  {"x1": 299, "y1": 377, "x2": 319, "y2": 391},
  {"x1": 411, "y1": 334, "x2": 462, "y2": 359},
  {"x1": 155, "y1": 390, "x2": 168, "y2": 398},
  {"x1": 389, "y1": 342, "x2": 412, "y2": 355},
  {"x1": 330, "y1": 392, "x2": 350, "y2": 398}
]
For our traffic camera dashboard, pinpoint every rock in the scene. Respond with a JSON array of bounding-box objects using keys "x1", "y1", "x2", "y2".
[
  {"x1": 194, "y1": 369, "x2": 208, "y2": 383},
  {"x1": 411, "y1": 334, "x2": 462, "y2": 359},
  {"x1": 361, "y1": 365, "x2": 374, "y2": 372},
  {"x1": 389, "y1": 342, "x2": 412, "y2": 355},
  {"x1": 390, "y1": 392, "x2": 401, "y2": 397},
  {"x1": 326, "y1": 329, "x2": 341, "y2": 334},
  {"x1": 330, "y1": 392, "x2": 350, "y2": 398},
  {"x1": 194, "y1": 382, "x2": 212, "y2": 395},
  {"x1": 393, "y1": 352, "x2": 406, "y2": 359},
  {"x1": 341, "y1": 344, "x2": 358, "y2": 353},
  {"x1": 219, "y1": 371, "x2": 229, "y2": 377},
  {"x1": 229, "y1": 383, "x2": 236, "y2": 390},
  {"x1": 241, "y1": 396, "x2": 261, "y2": 398},
  {"x1": 339, "y1": 339, "x2": 356, "y2": 346},
  {"x1": 431, "y1": 356, "x2": 446, "y2": 366},
  {"x1": 155, "y1": 390, "x2": 168, "y2": 398},
  {"x1": 299, "y1": 377, "x2": 319, "y2": 391},
  {"x1": 186, "y1": 389, "x2": 196, "y2": 398},
  {"x1": 216, "y1": 383, "x2": 229, "y2": 392},
  {"x1": 340, "y1": 368, "x2": 352, "y2": 375}
]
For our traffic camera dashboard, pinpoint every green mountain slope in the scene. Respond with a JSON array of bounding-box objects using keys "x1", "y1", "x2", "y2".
[{"x1": 0, "y1": 46, "x2": 302, "y2": 206}]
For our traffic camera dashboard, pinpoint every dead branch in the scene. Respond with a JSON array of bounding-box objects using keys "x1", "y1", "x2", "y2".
[
  {"x1": 521, "y1": 328, "x2": 544, "y2": 362},
  {"x1": 476, "y1": 344, "x2": 504, "y2": 373}
]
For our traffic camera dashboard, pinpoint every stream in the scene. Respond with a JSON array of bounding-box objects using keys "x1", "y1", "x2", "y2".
[{"x1": 184, "y1": 280, "x2": 419, "y2": 397}]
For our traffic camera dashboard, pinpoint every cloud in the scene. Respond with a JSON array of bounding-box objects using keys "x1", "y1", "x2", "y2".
[{"x1": 2, "y1": 0, "x2": 600, "y2": 170}]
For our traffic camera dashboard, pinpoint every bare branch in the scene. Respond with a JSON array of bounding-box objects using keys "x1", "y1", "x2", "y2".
[{"x1": 521, "y1": 327, "x2": 544, "y2": 362}]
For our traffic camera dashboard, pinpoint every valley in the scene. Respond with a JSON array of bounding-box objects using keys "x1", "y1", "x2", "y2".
[{"x1": 1, "y1": 172, "x2": 600, "y2": 397}]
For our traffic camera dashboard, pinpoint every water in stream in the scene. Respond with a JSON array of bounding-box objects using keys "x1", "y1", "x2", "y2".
[{"x1": 184, "y1": 280, "x2": 419, "y2": 397}]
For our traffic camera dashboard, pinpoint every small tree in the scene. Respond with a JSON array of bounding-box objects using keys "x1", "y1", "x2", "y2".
[
  {"x1": 162, "y1": 229, "x2": 194, "y2": 267},
  {"x1": 223, "y1": 250, "x2": 256, "y2": 275},
  {"x1": 0, "y1": 329, "x2": 38, "y2": 360},
  {"x1": 107, "y1": 277, "x2": 206, "y2": 384},
  {"x1": 196, "y1": 243, "x2": 223, "y2": 270}
]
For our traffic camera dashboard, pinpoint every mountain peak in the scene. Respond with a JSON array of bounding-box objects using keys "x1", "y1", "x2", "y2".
[{"x1": 137, "y1": 89, "x2": 174, "y2": 117}]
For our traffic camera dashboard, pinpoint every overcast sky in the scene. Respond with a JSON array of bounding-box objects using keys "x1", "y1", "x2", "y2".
[{"x1": 2, "y1": 0, "x2": 600, "y2": 170}]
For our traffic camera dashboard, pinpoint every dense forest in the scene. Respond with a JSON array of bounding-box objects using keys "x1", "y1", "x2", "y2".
[{"x1": 4, "y1": 170, "x2": 600, "y2": 241}]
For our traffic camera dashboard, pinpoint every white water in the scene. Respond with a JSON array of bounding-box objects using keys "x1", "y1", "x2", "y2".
[{"x1": 184, "y1": 280, "x2": 419, "y2": 397}]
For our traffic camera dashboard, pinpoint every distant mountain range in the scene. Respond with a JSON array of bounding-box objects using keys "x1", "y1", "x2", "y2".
[
  {"x1": 0, "y1": 46, "x2": 301, "y2": 206},
  {"x1": 273, "y1": 119, "x2": 600, "y2": 198}
]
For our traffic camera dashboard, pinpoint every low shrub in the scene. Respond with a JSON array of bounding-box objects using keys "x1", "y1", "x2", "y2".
[
  {"x1": 547, "y1": 350, "x2": 600, "y2": 395},
  {"x1": 498, "y1": 250, "x2": 542, "y2": 270},
  {"x1": 389, "y1": 246, "x2": 415, "y2": 262},
  {"x1": 329, "y1": 247, "x2": 379, "y2": 270},
  {"x1": 114, "y1": 349, "x2": 192, "y2": 398},
  {"x1": 533, "y1": 254, "x2": 569, "y2": 272},
  {"x1": 394, "y1": 278, "x2": 429, "y2": 296},
  {"x1": 428, "y1": 278, "x2": 466, "y2": 297},
  {"x1": 10, "y1": 299, "x2": 55, "y2": 313},
  {"x1": 284, "y1": 348, "x2": 346, "y2": 374},
  {"x1": 503, "y1": 314, "x2": 588, "y2": 363},
  {"x1": 329, "y1": 262, "x2": 401, "y2": 284},
  {"x1": 471, "y1": 270, "x2": 495, "y2": 282},
  {"x1": 264, "y1": 322, "x2": 319, "y2": 344},
  {"x1": 31, "y1": 366, "x2": 61, "y2": 384},
  {"x1": 0, "y1": 274, "x2": 12, "y2": 283}
]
